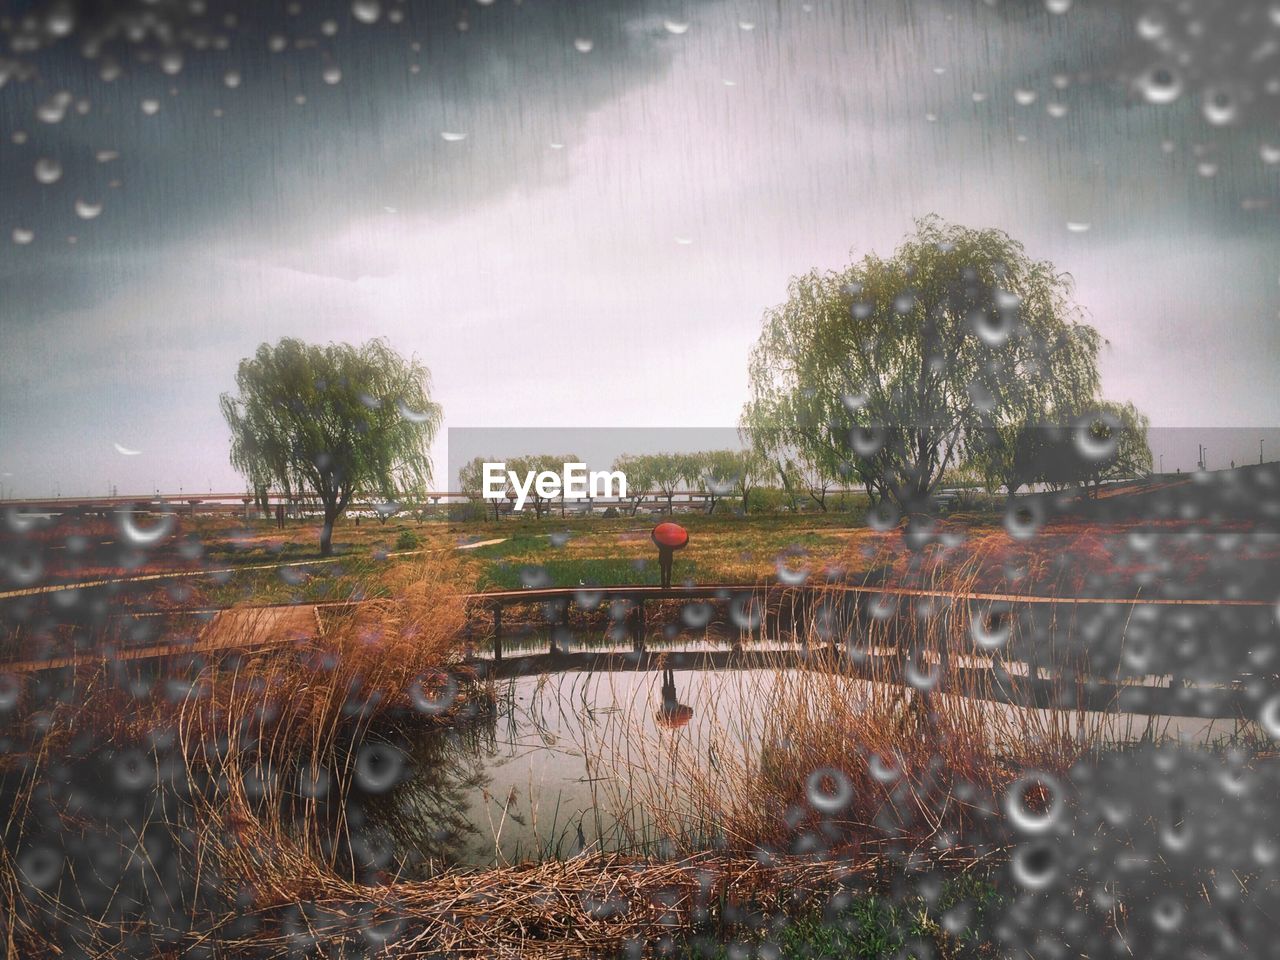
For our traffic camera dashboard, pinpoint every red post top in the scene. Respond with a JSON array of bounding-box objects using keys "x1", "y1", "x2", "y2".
[{"x1": 651, "y1": 522, "x2": 689, "y2": 550}]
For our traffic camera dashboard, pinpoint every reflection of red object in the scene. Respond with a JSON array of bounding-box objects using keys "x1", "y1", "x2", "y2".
[
  {"x1": 656, "y1": 704, "x2": 694, "y2": 729},
  {"x1": 651, "y1": 522, "x2": 689, "y2": 550}
]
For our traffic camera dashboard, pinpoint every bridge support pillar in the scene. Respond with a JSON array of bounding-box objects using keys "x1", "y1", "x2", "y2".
[
  {"x1": 493, "y1": 604, "x2": 503, "y2": 661},
  {"x1": 631, "y1": 600, "x2": 646, "y2": 652}
]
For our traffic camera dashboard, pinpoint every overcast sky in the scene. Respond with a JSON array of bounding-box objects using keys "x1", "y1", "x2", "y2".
[{"x1": 1, "y1": 0, "x2": 1278, "y2": 498}]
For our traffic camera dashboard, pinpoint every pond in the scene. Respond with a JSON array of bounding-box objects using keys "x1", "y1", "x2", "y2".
[
  {"x1": 363, "y1": 658, "x2": 763, "y2": 875},
  {"x1": 355, "y1": 629, "x2": 1245, "y2": 879}
]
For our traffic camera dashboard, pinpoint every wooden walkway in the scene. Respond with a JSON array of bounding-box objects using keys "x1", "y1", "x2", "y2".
[{"x1": 1, "y1": 580, "x2": 1272, "y2": 679}]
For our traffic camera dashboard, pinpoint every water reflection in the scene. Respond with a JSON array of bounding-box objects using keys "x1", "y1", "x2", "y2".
[
  {"x1": 362, "y1": 631, "x2": 1254, "y2": 877},
  {"x1": 367, "y1": 656, "x2": 723, "y2": 872},
  {"x1": 362, "y1": 718, "x2": 497, "y2": 878},
  {"x1": 657, "y1": 667, "x2": 694, "y2": 730}
]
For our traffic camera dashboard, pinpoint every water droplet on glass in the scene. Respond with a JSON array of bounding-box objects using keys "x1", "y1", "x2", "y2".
[
  {"x1": 866, "y1": 499, "x2": 900, "y2": 532},
  {"x1": 1074, "y1": 411, "x2": 1120, "y2": 461},
  {"x1": 775, "y1": 560, "x2": 808, "y2": 585},
  {"x1": 868, "y1": 752, "x2": 901, "y2": 783},
  {"x1": 966, "y1": 379, "x2": 995, "y2": 413},
  {"x1": 223, "y1": 70, "x2": 242, "y2": 88},
  {"x1": 1137, "y1": 10, "x2": 1167, "y2": 39},
  {"x1": 75, "y1": 199, "x2": 103, "y2": 220},
  {"x1": 1046, "y1": 102, "x2": 1068, "y2": 118},
  {"x1": 352, "y1": 0, "x2": 381, "y2": 24},
  {"x1": 1066, "y1": 221, "x2": 1090, "y2": 233},
  {"x1": 663, "y1": 19, "x2": 690, "y2": 34},
  {"x1": 574, "y1": 37, "x2": 594, "y2": 53},
  {"x1": 851, "y1": 425, "x2": 885, "y2": 457},
  {"x1": 1045, "y1": 0, "x2": 1071, "y2": 13},
  {"x1": 441, "y1": 131, "x2": 467, "y2": 141},
  {"x1": 34, "y1": 157, "x2": 61, "y2": 184},
  {"x1": 354, "y1": 742, "x2": 404, "y2": 793},
  {"x1": 117, "y1": 507, "x2": 175, "y2": 546},
  {"x1": 970, "y1": 307, "x2": 1011, "y2": 346},
  {"x1": 1014, "y1": 88, "x2": 1037, "y2": 105},
  {"x1": 1139, "y1": 65, "x2": 1182, "y2": 105},
  {"x1": 1259, "y1": 694, "x2": 1280, "y2": 740},
  {"x1": 396, "y1": 399, "x2": 434, "y2": 423},
  {"x1": 905, "y1": 654, "x2": 940, "y2": 691},
  {"x1": 1202, "y1": 87, "x2": 1237, "y2": 126},
  {"x1": 1003, "y1": 500, "x2": 1042, "y2": 540},
  {"x1": 409, "y1": 672, "x2": 459, "y2": 715},
  {"x1": 1011, "y1": 841, "x2": 1058, "y2": 890},
  {"x1": 1004, "y1": 773, "x2": 1065, "y2": 834},
  {"x1": 11, "y1": 228, "x2": 34, "y2": 245},
  {"x1": 680, "y1": 600, "x2": 713, "y2": 629},
  {"x1": 970, "y1": 605, "x2": 1012, "y2": 650},
  {"x1": 37, "y1": 91, "x2": 72, "y2": 124},
  {"x1": 1261, "y1": 144, "x2": 1280, "y2": 165},
  {"x1": 806, "y1": 767, "x2": 853, "y2": 814},
  {"x1": 298, "y1": 764, "x2": 330, "y2": 798},
  {"x1": 1152, "y1": 897, "x2": 1184, "y2": 932},
  {"x1": 0, "y1": 673, "x2": 21, "y2": 711},
  {"x1": 141, "y1": 99, "x2": 160, "y2": 115},
  {"x1": 46, "y1": 4, "x2": 75, "y2": 36},
  {"x1": 18, "y1": 846, "x2": 62, "y2": 891},
  {"x1": 323, "y1": 65, "x2": 342, "y2": 85},
  {"x1": 674, "y1": 236, "x2": 694, "y2": 245}
]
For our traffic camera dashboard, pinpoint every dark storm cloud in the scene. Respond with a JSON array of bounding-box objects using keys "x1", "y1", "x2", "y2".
[
  {"x1": 1, "y1": 0, "x2": 1276, "y2": 497},
  {"x1": 0, "y1": 0, "x2": 681, "y2": 313}
]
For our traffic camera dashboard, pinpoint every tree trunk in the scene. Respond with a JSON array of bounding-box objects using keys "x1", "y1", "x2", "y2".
[{"x1": 320, "y1": 502, "x2": 338, "y2": 556}]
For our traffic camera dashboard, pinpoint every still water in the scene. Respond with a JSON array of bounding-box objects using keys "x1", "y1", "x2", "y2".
[
  {"x1": 353, "y1": 630, "x2": 1244, "y2": 879},
  {"x1": 364, "y1": 660, "x2": 752, "y2": 875}
]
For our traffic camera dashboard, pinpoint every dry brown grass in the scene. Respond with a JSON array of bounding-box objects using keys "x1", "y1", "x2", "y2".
[
  {"x1": 0, "y1": 545, "x2": 1143, "y2": 958},
  {"x1": 587, "y1": 560, "x2": 1112, "y2": 863}
]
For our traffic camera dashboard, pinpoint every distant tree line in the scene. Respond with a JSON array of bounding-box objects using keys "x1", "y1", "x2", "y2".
[{"x1": 220, "y1": 220, "x2": 1151, "y2": 548}]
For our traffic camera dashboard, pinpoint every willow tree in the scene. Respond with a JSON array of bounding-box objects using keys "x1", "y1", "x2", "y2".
[
  {"x1": 220, "y1": 338, "x2": 441, "y2": 556},
  {"x1": 742, "y1": 218, "x2": 1102, "y2": 515},
  {"x1": 1010, "y1": 400, "x2": 1152, "y2": 496}
]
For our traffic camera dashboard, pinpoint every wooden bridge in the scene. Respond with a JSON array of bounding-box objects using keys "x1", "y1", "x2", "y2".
[{"x1": 1, "y1": 580, "x2": 1272, "y2": 722}]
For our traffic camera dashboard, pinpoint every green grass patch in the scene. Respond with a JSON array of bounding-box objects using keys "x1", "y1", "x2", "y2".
[
  {"x1": 679, "y1": 872, "x2": 1004, "y2": 959},
  {"x1": 475, "y1": 557, "x2": 709, "y2": 591}
]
